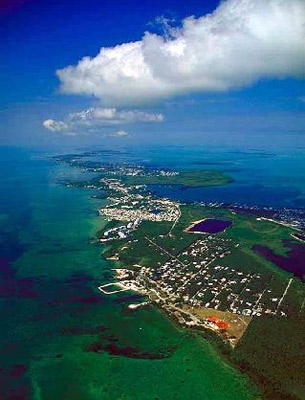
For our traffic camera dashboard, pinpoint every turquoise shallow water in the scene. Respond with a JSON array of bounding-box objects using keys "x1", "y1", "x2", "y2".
[{"x1": 0, "y1": 148, "x2": 259, "y2": 399}]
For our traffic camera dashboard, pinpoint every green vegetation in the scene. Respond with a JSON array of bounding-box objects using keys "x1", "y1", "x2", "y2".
[
  {"x1": 122, "y1": 170, "x2": 233, "y2": 187},
  {"x1": 233, "y1": 315, "x2": 305, "y2": 400},
  {"x1": 154, "y1": 204, "x2": 295, "y2": 277},
  {"x1": 222, "y1": 213, "x2": 293, "y2": 256},
  {"x1": 181, "y1": 205, "x2": 294, "y2": 254},
  {"x1": 152, "y1": 205, "x2": 213, "y2": 256},
  {"x1": 179, "y1": 205, "x2": 297, "y2": 277},
  {"x1": 103, "y1": 220, "x2": 172, "y2": 268},
  {"x1": 175, "y1": 204, "x2": 211, "y2": 228},
  {"x1": 102, "y1": 203, "x2": 297, "y2": 280},
  {"x1": 216, "y1": 247, "x2": 272, "y2": 275}
]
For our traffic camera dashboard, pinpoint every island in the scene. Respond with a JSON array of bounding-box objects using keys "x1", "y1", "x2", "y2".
[{"x1": 56, "y1": 152, "x2": 305, "y2": 400}]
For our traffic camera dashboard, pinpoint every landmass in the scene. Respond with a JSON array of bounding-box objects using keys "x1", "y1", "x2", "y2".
[
  {"x1": 122, "y1": 170, "x2": 233, "y2": 187},
  {"x1": 56, "y1": 152, "x2": 305, "y2": 400}
]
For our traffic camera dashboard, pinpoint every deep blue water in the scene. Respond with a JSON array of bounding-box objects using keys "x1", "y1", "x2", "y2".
[
  {"x1": 141, "y1": 145, "x2": 305, "y2": 209},
  {"x1": 78, "y1": 142, "x2": 305, "y2": 209},
  {"x1": 150, "y1": 183, "x2": 304, "y2": 208}
]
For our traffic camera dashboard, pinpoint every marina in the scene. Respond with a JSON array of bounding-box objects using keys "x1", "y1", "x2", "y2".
[{"x1": 98, "y1": 282, "x2": 129, "y2": 294}]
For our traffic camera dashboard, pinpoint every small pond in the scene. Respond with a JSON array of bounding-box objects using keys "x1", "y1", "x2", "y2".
[{"x1": 188, "y1": 219, "x2": 232, "y2": 234}]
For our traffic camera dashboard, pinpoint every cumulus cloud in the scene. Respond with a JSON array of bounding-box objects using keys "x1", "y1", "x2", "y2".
[
  {"x1": 57, "y1": 0, "x2": 305, "y2": 106},
  {"x1": 42, "y1": 107, "x2": 163, "y2": 134}
]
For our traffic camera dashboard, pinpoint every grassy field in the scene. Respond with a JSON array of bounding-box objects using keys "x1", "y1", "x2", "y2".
[
  {"x1": 184, "y1": 305, "x2": 252, "y2": 343},
  {"x1": 222, "y1": 212, "x2": 293, "y2": 255},
  {"x1": 102, "y1": 220, "x2": 172, "y2": 268}
]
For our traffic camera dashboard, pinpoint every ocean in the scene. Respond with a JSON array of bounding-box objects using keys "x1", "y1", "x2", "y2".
[{"x1": 1, "y1": 142, "x2": 304, "y2": 399}]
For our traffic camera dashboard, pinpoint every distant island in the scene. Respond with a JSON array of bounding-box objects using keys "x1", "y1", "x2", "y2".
[
  {"x1": 122, "y1": 170, "x2": 233, "y2": 187},
  {"x1": 56, "y1": 152, "x2": 305, "y2": 400}
]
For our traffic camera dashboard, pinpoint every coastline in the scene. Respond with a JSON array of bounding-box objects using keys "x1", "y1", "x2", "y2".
[{"x1": 101, "y1": 269, "x2": 250, "y2": 348}]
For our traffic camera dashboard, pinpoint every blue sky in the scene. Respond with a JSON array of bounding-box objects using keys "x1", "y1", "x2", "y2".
[{"x1": 1, "y1": 0, "x2": 304, "y2": 148}]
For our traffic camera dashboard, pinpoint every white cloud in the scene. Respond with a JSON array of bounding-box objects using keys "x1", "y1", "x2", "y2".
[
  {"x1": 68, "y1": 107, "x2": 164, "y2": 124},
  {"x1": 42, "y1": 119, "x2": 68, "y2": 132},
  {"x1": 57, "y1": 0, "x2": 305, "y2": 106},
  {"x1": 109, "y1": 129, "x2": 129, "y2": 137},
  {"x1": 42, "y1": 107, "x2": 163, "y2": 134}
]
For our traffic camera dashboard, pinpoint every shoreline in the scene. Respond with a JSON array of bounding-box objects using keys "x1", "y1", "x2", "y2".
[{"x1": 98, "y1": 272, "x2": 250, "y2": 349}]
